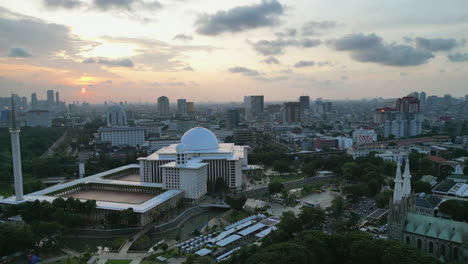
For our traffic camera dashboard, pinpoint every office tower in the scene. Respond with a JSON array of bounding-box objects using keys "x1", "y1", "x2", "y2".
[
  {"x1": 323, "y1": 102, "x2": 333, "y2": 113},
  {"x1": 55, "y1": 91, "x2": 60, "y2": 105},
  {"x1": 46, "y1": 90, "x2": 54, "y2": 106},
  {"x1": 227, "y1": 109, "x2": 240, "y2": 130},
  {"x1": 177, "y1": 99, "x2": 188, "y2": 117},
  {"x1": 443, "y1": 94, "x2": 452, "y2": 107},
  {"x1": 243, "y1": 95, "x2": 264, "y2": 120},
  {"x1": 408, "y1": 91, "x2": 419, "y2": 99},
  {"x1": 299, "y1": 96, "x2": 310, "y2": 116},
  {"x1": 31, "y1": 93, "x2": 38, "y2": 109},
  {"x1": 21, "y1": 97, "x2": 27, "y2": 109},
  {"x1": 396, "y1": 96, "x2": 420, "y2": 112},
  {"x1": 419, "y1": 92, "x2": 426, "y2": 105},
  {"x1": 282, "y1": 102, "x2": 301, "y2": 124},
  {"x1": 187, "y1": 102, "x2": 195, "y2": 115},
  {"x1": 9, "y1": 98, "x2": 24, "y2": 201},
  {"x1": 106, "y1": 104, "x2": 127, "y2": 126},
  {"x1": 157, "y1": 96, "x2": 170, "y2": 116}
]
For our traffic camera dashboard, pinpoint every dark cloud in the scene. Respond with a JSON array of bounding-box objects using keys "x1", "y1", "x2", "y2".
[
  {"x1": 0, "y1": 8, "x2": 82, "y2": 56},
  {"x1": 43, "y1": 0, "x2": 82, "y2": 9},
  {"x1": 329, "y1": 33, "x2": 434, "y2": 66},
  {"x1": 275, "y1": 28, "x2": 296, "y2": 38},
  {"x1": 262, "y1": 56, "x2": 280, "y2": 64},
  {"x1": 229, "y1": 66, "x2": 260, "y2": 76},
  {"x1": 93, "y1": 0, "x2": 162, "y2": 10},
  {"x1": 317, "y1": 61, "x2": 331, "y2": 66},
  {"x1": 415, "y1": 37, "x2": 459, "y2": 51},
  {"x1": 195, "y1": 0, "x2": 284, "y2": 36},
  {"x1": 83, "y1": 57, "x2": 134, "y2": 67},
  {"x1": 249, "y1": 38, "x2": 321, "y2": 55},
  {"x1": 302, "y1": 20, "x2": 337, "y2": 36},
  {"x1": 173, "y1": 34, "x2": 193, "y2": 42},
  {"x1": 294, "y1": 60, "x2": 314, "y2": 68},
  {"x1": 447, "y1": 53, "x2": 468, "y2": 62},
  {"x1": 7, "y1": 47, "x2": 32, "y2": 57}
]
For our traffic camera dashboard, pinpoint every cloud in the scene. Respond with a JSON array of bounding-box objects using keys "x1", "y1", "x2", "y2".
[
  {"x1": 262, "y1": 56, "x2": 280, "y2": 64},
  {"x1": 275, "y1": 28, "x2": 296, "y2": 38},
  {"x1": 302, "y1": 20, "x2": 337, "y2": 36},
  {"x1": 294, "y1": 60, "x2": 314, "y2": 68},
  {"x1": 7, "y1": 47, "x2": 32, "y2": 57},
  {"x1": 93, "y1": 0, "x2": 162, "y2": 10},
  {"x1": 195, "y1": 0, "x2": 284, "y2": 36},
  {"x1": 173, "y1": 34, "x2": 193, "y2": 42},
  {"x1": 167, "y1": 82, "x2": 185, "y2": 86},
  {"x1": 248, "y1": 38, "x2": 321, "y2": 55},
  {"x1": 447, "y1": 53, "x2": 468, "y2": 62},
  {"x1": 83, "y1": 57, "x2": 134, "y2": 67},
  {"x1": 415, "y1": 37, "x2": 459, "y2": 51},
  {"x1": 317, "y1": 61, "x2": 331, "y2": 66},
  {"x1": 341, "y1": 76, "x2": 348, "y2": 80},
  {"x1": 0, "y1": 7, "x2": 83, "y2": 57},
  {"x1": 182, "y1": 66, "x2": 194, "y2": 71},
  {"x1": 329, "y1": 33, "x2": 434, "y2": 66},
  {"x1": 229, "y1": 66, "x2": 260, "y2": 76},
  {"x1": 400, "y1": 72, "x2": 408, "y2": 76},
  {"x1": 43, "y1": 0, "x2": 82, "y2": 9}
]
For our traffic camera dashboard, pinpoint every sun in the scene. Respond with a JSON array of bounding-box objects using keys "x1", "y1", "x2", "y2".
[{"x1": 81, "y1": 87, "x2": 87, "y2": 93}]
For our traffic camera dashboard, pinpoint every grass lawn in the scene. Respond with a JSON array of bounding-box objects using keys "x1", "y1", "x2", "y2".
[
  {"x1": 105, "y1": 260, "x2": 132, "y2": 264},
  {"x1": 270, "y1": 174, "x2": 303, "y2": 184}
]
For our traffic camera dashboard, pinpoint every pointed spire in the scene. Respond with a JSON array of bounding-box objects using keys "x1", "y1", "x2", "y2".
[
  {"x1": 402, "y1": 156, "x2": 412, "y2": 197},
  {"x1": 393, "y1": 156, "x2": 403, "y2": 203}
]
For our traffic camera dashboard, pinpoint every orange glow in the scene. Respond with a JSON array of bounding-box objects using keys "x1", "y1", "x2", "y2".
[
  {"x1": 81, "y1": 87, "x2": 87, "y2": 93},
  {"x1": 74, "y1": 76, "x2": 97, "y2": 85}
]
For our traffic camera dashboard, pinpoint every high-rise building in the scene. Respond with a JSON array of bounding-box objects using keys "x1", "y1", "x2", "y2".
[
  {"x1": 396, "y1": 96, "x2": 420, "y2": 113},
  {"x1": 46, "y1": 90, "x2": 54, "y2": 106},
  {"x1": 419, "y1": 92, "x2": 426, "y2": 105},
  {"x1": 177, "y1": 99, "x2": 188, "y2": 117},
  {"x1": 299, "y1": 96, "x2": 310, "y2": 116},
  {"x1": 443, "y1": 94, "x2": 452, "y2": 107},
  {"x1": 157, "y1": 96, "x2": 170, "y2": 116},
  {"x1": 187, "y1": 102, "x2": 195, "y2": 115},
  {"x1": 31, "y1": 93, "x2": 38, "y2": 109},
  {"x1": 55, "y1": 91, "x2": 60, "y2": 105},
  {"x1": 106, "y1": 104, "x2": 127, "y2": 126},
  {"x1": 227, "y1": 109, "x2": 240, "y2": 130},
  {"x1": 21, "y1": 97, "x2": 27, "y2": 109},
  {"x1": 244, "y1": 95, "x2": 264, "y2": 120},
  {"x1": 282, "y1": 102, "x2": 301, "y2": 124},
  {"x1": 383, "y1": 96, "x2": 423, "y2": 139}
]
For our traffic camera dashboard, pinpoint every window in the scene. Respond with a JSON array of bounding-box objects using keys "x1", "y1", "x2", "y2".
[
  {"x1": 417, "y1": 239, "x2": 421, "y2": 250},
  {"x1": 406, "y1": 237, "x2": 410, "y2": 245},
  {"x1": 429, "y1": 242, "x2": 433, "y2": 253},
  {"x1": 440, "y1": 245, "x2": 446, "y2": 257}
]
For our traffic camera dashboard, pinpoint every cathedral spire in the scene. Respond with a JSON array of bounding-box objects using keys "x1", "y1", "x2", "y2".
[
  {"x1": 393, "y1": 156, "x2": 403, "y2": 203},
  {"x1": 402, "y1": 156, "x2": 412, "y2": 197}
]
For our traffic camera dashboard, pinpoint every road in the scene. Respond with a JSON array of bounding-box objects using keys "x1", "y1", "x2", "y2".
[{"x1": 41, "y1": 131, "x2": 68, "y2": 158}]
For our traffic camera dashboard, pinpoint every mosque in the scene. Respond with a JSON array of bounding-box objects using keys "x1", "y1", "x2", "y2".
[
  {"x1": 388, "y1": 157, "x2": 468, "y2": 263},
  {"x1": 0, "y1": 103, "x2": 250, "y2": 226}
]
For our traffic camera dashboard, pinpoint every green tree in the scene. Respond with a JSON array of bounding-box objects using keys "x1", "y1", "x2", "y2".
[
  {"x1": 278, "y1": 211, "x2": 303, "y2": 235},
  {"x1": 268, "y1": 182, "x2": 284, "y2": 196},
  {"x1": 225, "y1": 195, "x2": 247, "y2": 211},
  {"x1": 329, "y1": 196, "x2": 345, "y2": 217},
  {"x1": 299, "y1": 207, "x2": 325, "y2": 229},
  {"x1": 413, "y1": 181, "x2": 432, "y2": 194}
]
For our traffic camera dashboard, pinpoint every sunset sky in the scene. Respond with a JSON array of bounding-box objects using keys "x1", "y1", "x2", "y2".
[{"x1": 0, "y1": 0, "x2": 467, "y2": 103}]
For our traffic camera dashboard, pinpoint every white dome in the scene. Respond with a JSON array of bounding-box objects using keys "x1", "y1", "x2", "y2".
[
  {"x1": 175, "y1": 143, "x2": 187, "y2": 153},
  {"x1": 181, "y1": 127, "x2": 219, "y2": 151}
]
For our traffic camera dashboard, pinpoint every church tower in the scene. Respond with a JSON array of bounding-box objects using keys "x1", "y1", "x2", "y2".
[{"x1": 388, "y1": 156, "x2": 414, "y2": 241}]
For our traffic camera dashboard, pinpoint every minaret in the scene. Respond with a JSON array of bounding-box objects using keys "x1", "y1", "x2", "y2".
[
  {"x1": 402, "y1": 156, "x2": 412, "y2": 197},
  {"x1": 393, "y1": 157, "x2": 403, "y2": 203},
  {"x1": 9, "y1": 97, "x2": 24, "y2": 201}
]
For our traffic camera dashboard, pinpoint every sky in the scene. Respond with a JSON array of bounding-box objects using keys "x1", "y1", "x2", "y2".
[{"x1": 0, "y1": 0, "x2": 467, "y2": 103}]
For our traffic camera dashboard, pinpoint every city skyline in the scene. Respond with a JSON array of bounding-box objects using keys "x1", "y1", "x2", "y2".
[{"x1": 0, "y1": 0, "x2": 467, "y2": 103}]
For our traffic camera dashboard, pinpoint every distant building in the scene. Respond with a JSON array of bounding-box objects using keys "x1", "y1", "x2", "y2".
[
  {"x1": 227, "y1": 109, "x2": 240, "y2": 130},
  {"x1": 353, "y1": 127, "x2": 377, "y2": 145},
  {"x1": 337, "y1": 137, "x2": 353, "y2": 149},
  {"x1": 106, "y1": 105, "x2": 127, "y2": 126},
  {"x1": 233, "y1": 129, "x2": 255, "y2": 146},
  {"x1": 148, "y1": 137, "x2": 180, "y2": 152},
  {"x1": 31, "y1": 93, "x2": 38, "y2": 109},
  {"x1": 99, "y1": 126, "x2": 146, "y2": 147},
  {"x1": 187, "y1": 102, "x2": 195, "y2": 115},
  {"x1": 299, "y1": 96, "x2": 310, "y2": 117},
  {"x1": 22, "y1": 110, "x2": 52, "y2": 127},
  {"x1": 419, "y1": 92, "x2": 426, "y2": 105},
  {"x1": 177, "y1": 99, "x2": 188, "y2": 117},
  {"x1": 381, "y1": 96, "x2": 423, "y2": 139},
  {"x1": 55, "y1": 91, "x2": 60, "y2": 106},
  {"x1": 244, "y1": 95, "x2": 264, "y2": 120},
  {"x1": 282, "y1": 102, "x2": 301, "y2": 124},
  {"x1": 157, "y1": 96, "x2": 170, "y2": 116},
  {"x1": 314, "y1": 136, "x2": 337, "y2": 150},
  {"x1": 46, "y1": 90, "x2": 54, "y2": 106},
  {"x1": 374, "y1": 107, "x2": 396, "y2": 124}
]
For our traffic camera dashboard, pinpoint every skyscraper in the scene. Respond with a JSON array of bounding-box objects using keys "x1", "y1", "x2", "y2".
[
  {"x1": 244, "y1": 95, "x2": 264, "y2": 120},
  {"x1": 31, "y1": 93, "x2": 38, "y2": 109},
  {"x1": 299, "y1": 96, "x2": 310, "y2": 116},
  {"x1": 55, "y1": 91, "x2": 60, "y2": 105},
  {"x1": 227, "y1": 109, "x2": 240, "y2": 130},
  {"x1": 187, "y1": 102, "x2": 195, "y2": 115},
  {"x1": 46, "y1": 90, "x2": 54, "y2": 106},
  {"x1": 419, "y1": 92, "x2": 426, "y2": 105},
  {"x1": 383, "y1": 96, "x2": 422, "y2": 139},
  {"x1": 282, "y1": 102, "x2": 301, "y2": 124},
  {"x1": 157, "y1": 96, "x2": 170, "y2": 116},
  {"x1": 177, "y1": 99, "x2": 188, "y2": 117},
  {"x1": 106, "y1": 104, "x2": 127, "y2": 126}
]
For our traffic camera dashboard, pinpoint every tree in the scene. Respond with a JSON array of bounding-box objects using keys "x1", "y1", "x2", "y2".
[
  {"x1": 160, "y1": 243, "x2": 168, "y2": 251},
  {"x1": 121, "y1": 208, "x2": 139, "y2": 226},
  {"x1": 413, "y1": 181, "x2": 432, "y2": 194},
  {"x1": 225, "y1": 195, "x2": 247, "y2": 211},
  {"x1": 268, "y1": 182, "x2": 284, "y2": 196},
  {"x1": 329, "y1": 196, "x2": 345, "y2": 217},
  {"x1": 375, "y1": 190, "x2": 393, "y2": 208},
  {"x1": 299, "y1": 207, "x2": 325, "y2": 229},
  {"x1": 278, "y1": 211, "x2": 303, "y2": 235}
]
